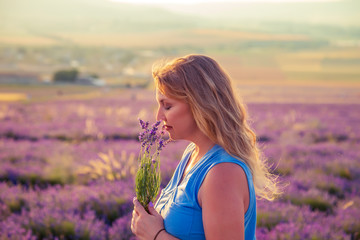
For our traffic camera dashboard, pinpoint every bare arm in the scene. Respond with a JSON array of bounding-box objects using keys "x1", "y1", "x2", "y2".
[{"x1": 199, "y1": 162, "x2": 250, "y2": 240}]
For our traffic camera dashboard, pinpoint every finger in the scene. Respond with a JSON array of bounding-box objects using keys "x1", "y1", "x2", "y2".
[
  {"x1": 131, "y1": 212, "x2": 135, "y2": 224},
  {"x1": 130, "y1": 217, "x2": 134, "y2": 233},
  {"x1": 131, "y1": 223, "x2": 136, "y2": 234},
  {"x1": 131, "y1": 214, "x2": 137, "y2": 234},
  {"x1": 148, "y1": 205, "x2": 159, "y2": 216},
  {"x1": 132, "y1": 209, "x2": 138, "y2": 217},
  {"x1": 133, "y1": 198, "x2": 147, "y2": 215}
]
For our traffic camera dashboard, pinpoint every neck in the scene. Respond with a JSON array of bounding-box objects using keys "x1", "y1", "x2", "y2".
[{"x1": 190, "y1": 132, "x2": 215, "y2": 161}]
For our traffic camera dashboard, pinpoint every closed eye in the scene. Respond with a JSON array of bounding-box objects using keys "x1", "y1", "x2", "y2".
[{"x1": 158, "y1": 98, "x2": 172, "y2": 110}]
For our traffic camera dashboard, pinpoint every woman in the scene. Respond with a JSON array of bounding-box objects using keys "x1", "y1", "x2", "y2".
[{"x1": 131, "y1": 54, "x2": 279, "y2": 240}]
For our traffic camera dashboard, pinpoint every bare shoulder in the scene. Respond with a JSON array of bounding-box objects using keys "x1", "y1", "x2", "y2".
[
  {"x1": 198, "y1": 162, "x2": 250, "y2": 208},
  {"x1": 208, "y1": 162, "x2": 247, "y2": 182}
]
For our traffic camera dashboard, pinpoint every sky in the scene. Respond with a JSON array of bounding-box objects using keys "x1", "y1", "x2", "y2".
[{"x1": 109, "y1": 0, "x2": 341, "y2": 4}]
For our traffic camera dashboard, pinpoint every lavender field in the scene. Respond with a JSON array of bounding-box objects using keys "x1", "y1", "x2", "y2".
[{"x1": 0, "y1": 88, "x2": 359, "y2": 240}]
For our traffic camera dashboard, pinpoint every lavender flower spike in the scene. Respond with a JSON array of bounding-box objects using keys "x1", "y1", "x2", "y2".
[{"x1": 135, "y1": 119, "x2": 170, "y2": 212}]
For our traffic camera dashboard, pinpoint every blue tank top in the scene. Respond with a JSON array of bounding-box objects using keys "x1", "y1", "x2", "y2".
[{"x1": 155, "y1": 143, "x2": 257, "y2": 240}]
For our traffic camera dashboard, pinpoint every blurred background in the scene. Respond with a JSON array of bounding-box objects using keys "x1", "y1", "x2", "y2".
[
  {"x1": 0, "y1": 0, "x2": 360, "y2": 239},
  {"x1": 1, "y1": 0, "x2": 359, "y2": 102}
]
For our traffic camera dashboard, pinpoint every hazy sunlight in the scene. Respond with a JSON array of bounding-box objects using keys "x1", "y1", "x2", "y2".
[{"x1": 110, "y1": 0, "x2": 340, "y2": 4}]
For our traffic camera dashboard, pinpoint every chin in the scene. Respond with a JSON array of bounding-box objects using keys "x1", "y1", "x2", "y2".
[{"x1": 168, "y1": 134, "x2": 179, "y2": 141}]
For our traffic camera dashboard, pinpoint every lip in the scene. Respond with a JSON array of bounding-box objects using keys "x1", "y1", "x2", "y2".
[{"x1": 164, "y1": 125, "x2": 173, "y2": 131}]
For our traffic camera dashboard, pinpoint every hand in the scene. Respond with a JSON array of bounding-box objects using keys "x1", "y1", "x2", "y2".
[{"x1": 131, "y1": 197, "x2": 165, "y2": 240}]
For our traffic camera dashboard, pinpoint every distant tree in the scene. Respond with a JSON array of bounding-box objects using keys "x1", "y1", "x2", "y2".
[
  {"x1": 89, "y1": 73, "x2": 99, "y2": 79},
  {"x1": 53, "y1": 69, "x2": 79, "y2": 83}
]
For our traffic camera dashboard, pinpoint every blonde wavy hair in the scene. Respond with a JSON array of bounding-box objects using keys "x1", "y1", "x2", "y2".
[{"x1": 152, "y1": 54, "x2": 280, "y2": 201}]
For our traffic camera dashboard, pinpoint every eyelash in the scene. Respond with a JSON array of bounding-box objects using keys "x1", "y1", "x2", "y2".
[{"x1": 164, "y1": 105, "x2": 171, "y2": 110}]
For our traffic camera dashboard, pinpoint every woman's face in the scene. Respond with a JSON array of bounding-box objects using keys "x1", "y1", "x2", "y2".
[{"x1": 156, "y1": 90, "x2": 198, "y2": 141}]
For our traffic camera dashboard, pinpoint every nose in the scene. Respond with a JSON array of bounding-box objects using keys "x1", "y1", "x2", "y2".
[{"x1": 156, "y1": 106, "x2": 166, "y2": 122}]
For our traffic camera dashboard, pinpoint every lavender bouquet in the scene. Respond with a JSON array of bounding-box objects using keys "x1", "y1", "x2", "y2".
[{"x1": 135, "y1": 119, "x2": 168, "y2": 212}]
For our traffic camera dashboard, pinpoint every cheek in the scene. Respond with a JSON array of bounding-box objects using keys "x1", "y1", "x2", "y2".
[
  {"x1": 177, "y1": 110, "x2": 197, "y2": 131},
  {"x1": 167, "y1": 102, "x2": 195, "y2": 129}
]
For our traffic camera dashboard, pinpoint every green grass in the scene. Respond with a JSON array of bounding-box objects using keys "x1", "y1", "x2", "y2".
[
  {"x1": 286, "y1": 195, "x2": 333, "y2": 213},
  {"x1": 257, "y1": 211, "x2": 286, "y2": 230}
]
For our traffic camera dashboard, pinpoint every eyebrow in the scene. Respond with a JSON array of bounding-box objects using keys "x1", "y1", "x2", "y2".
[{"x1": 159, "y1": 99, "x2": 169, "y2": 104}]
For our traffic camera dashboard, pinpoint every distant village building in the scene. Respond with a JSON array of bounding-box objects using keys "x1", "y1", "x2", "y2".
[
  {"x1": 119, "y1": 67, "x2": 151, "y2": 88},
  {"x1": 75, "y1": 76, "x2": 106, "y2": 86}
]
